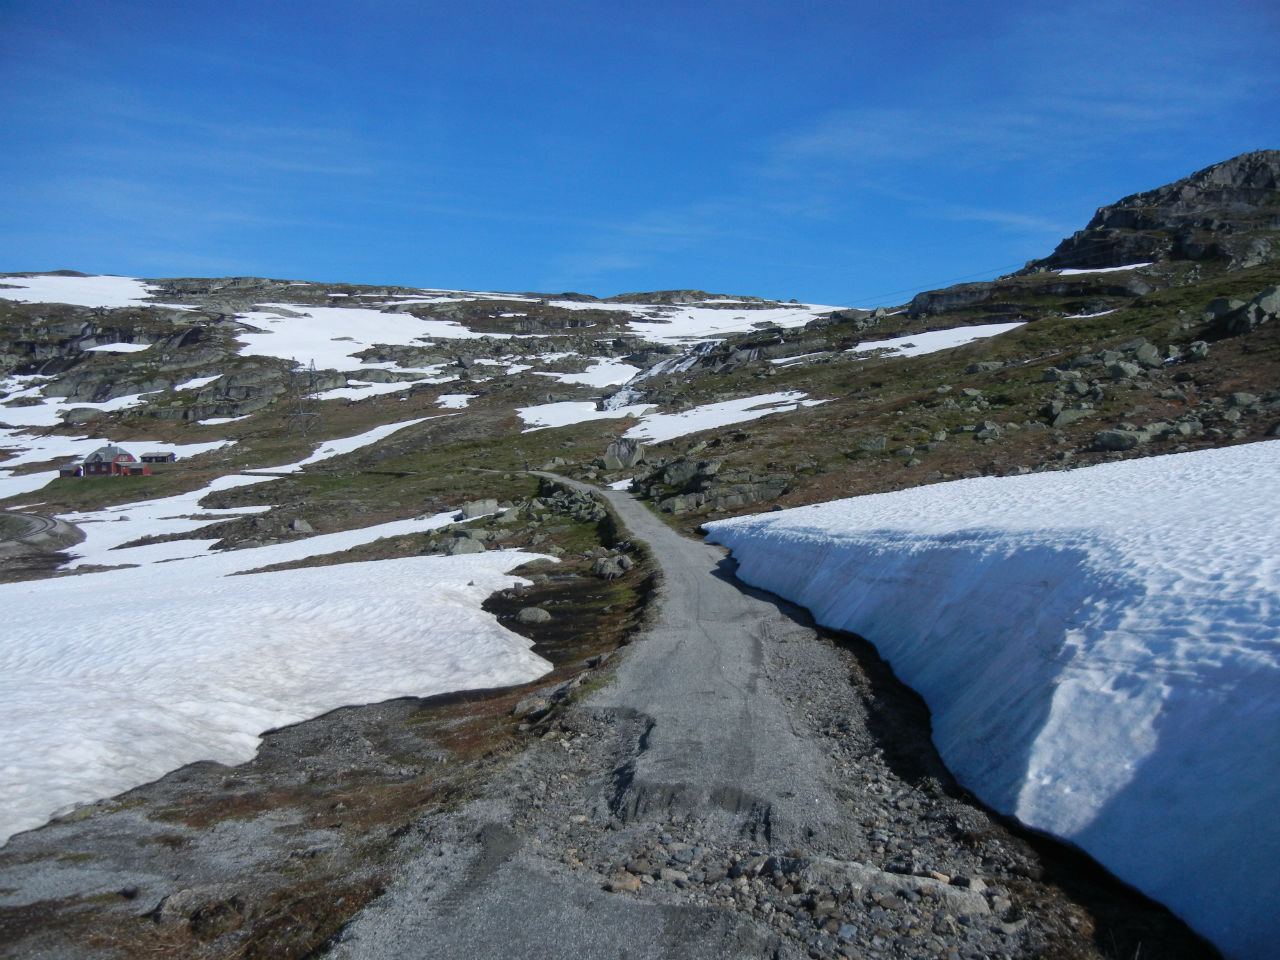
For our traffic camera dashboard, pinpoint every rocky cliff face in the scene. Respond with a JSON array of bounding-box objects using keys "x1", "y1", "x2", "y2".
[{"x1": 1025, "y1": 149, "x2": 1280, "y2": 271}]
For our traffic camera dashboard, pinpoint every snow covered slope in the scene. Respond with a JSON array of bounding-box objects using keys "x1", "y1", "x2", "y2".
[
  {"x1": 705, "y1": 441, "x2": 1280, "y2": 960},
  {"x1": 0, "y1": 547, "x2": 551, "y2": 844}
]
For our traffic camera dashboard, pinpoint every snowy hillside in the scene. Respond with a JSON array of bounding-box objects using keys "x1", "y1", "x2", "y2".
[
  {"x1": 706, "y1": 441, "x2": 1280, "y2": 959},
  {"x1": 0, "y1": 273, "x2": 848, "y2": 499},
  {"x1": 4, "y1": 263, "x2": 1279, "y2": 956}
]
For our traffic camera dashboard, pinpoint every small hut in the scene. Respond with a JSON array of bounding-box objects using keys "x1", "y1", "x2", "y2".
[{"x1": 61, "y1": 445, "x2": 151, "y2": 477}]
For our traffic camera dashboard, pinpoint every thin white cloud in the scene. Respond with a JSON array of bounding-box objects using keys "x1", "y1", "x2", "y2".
[{"x1": 930, "y1": 205, "x2": 1072, "y2": 235}]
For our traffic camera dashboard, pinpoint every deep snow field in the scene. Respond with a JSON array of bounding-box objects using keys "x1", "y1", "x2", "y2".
[{"x1": 706, "y1": 440, "x2": 1280, "y2": 959}]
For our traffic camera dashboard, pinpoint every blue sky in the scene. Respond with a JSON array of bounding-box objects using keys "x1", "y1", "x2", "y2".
[{"x1": 2, "y1": 0, "x2": 1277, "y2": 306}]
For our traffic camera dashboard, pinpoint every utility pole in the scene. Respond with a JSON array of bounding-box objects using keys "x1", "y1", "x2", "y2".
[{"x1": 285, "y1": 359, "x2": 322, "y2": 438}]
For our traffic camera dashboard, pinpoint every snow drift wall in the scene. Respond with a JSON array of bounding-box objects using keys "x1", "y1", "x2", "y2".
[{"x1": 705, "y1": 441, "x2": 1280, "y2": 960}]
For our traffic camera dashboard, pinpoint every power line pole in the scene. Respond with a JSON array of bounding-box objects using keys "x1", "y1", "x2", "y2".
[{"x1": 285, "y1": 359, "x2": 322, "y2": 438}]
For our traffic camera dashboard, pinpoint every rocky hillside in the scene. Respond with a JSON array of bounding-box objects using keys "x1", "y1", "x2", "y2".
[
  {"x1": 0, "y1": 150, "x2": 1277, "y2": 960},
  {"x1": 1024, "y1": 149, "x2": 1280, "y2": 271}
]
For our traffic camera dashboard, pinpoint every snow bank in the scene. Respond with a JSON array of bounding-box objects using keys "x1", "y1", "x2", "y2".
[
  {"x1": 623, "y1": 391, "x2": 827, "y2": 443},
  {"x1": 705, "y1": 442, "x2": 1280, "y2": 959},
  {"x1": 0, "y1": 549, "x2": 551, "y2": 843},
  {"x1": 83, "y1": 342, "x2": 151, "y2": 354},
  {"x1": 436, "y1": 393, "x2": 475, "y2": 409},
  {"x1": 1055, "y1": 262, "x2": 1153, "y2": 276},
  {"x1": 0, "y1": 274, "x2": 157, "y2": 308},
  {"x1": 236, "y1": 304, "x2": 498, "y2": 369},
  {"x1": 534, "y1": 357, "x2": 641, "y2": 387},
  {"x1": 270, "y1": 417, "x2": 431, "y2": 472},
  {"x1": 620, "y1": 302, "x2": 839, "y2": 344},
  {"x1": 517, "y1": 399, "x2": 654, "y2": 431},
  {"x1": 847, "y1": 321, "x2": 1025, "y2": 359}
]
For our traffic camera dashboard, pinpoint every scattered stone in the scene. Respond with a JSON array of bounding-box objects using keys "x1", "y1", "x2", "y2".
[
  {"x1": 603, "y1": 438, "x2": 644, "y2": 471},
  {"x1": 1041, "y1": 367, "x2": 1080, "y2": 382},
  {"x1": 1106, "y1": 360, "x2": 1141, "y2": 380},
  {"x1": 604, "y1": 874, "x2": 643, "y2": 893},
  {"x1": 1050, "y1": 408, "x2": 1092, "y2": 428},
  {"x1": 1094, "y1": 428, "x2": 1145, "y2": 451},
  {"x1": 459, "y1": 498, "x2": 498, "y2": 519},
  {"x1": 512, "y1": 695, "x2": 550, "y2": 719},
  {"x1": 445, "y1": 537, "x2": 486, "y2": 555},
  {"x1": 591, "y1": 556, "x2": 630, "y2": 579},
  {"x1": 516, "y1": 606, "x2": 552, "y2": 624},
  {"x1": 1132, "y1": 342, "x2": 1164, "y2": 369}
]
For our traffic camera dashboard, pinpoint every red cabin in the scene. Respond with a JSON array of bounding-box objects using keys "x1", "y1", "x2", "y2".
[{"x1": 59, "y1": 445, "x2": 151, "y2": 478}]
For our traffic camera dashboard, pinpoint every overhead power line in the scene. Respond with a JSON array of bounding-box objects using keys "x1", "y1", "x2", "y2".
[{"x1": 833, "y1": 259, "x2": 1033, "y2": 310}]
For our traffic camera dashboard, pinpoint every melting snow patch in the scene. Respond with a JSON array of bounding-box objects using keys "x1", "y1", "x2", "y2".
[
  {"x1": 270, "y1": 418, "x2": 432, "y2": 472},
  {"x1": 84, "y1": 342, "x2": 151, "y2": 354},
  {"x1": 174, "y1": 375, "x2": 222, "y2": 392},
  {"x1": 0, "y1": 548, "x2": 552, "y2": 844},
  {"x1": 1055, "y1": 262, "x2": 1153, "y2": 276},
  {"x1": 0, "y1": 274, "x2": 159, "y2": 308},
  {"x1": 534, "y1": 358, "x2": 641, "y2": 387},
  {"x1": 705, "y1": 441, "x2": 1280, "y2": 959},
  {"x1": 235, "y1": 304, "x2": 500, "y2": 370},
  {"x1": 1063, "y1": 309, "x2": 1118, "y2": 319},
  {"x1": 620, "y1": 303, "x2": 840, "y2": 344},
  {"x1": 623, "y1": 391, "x2": 827, "y2": 444},
  {"x1": 847, "y1": 321, "x2": 1025, "y2": 359},
  {"x1": 436, "y1": 394, "x2": 475, "y2": 409},
  {"x1": 517, "y1": 400, "x2": 655, "y2": 432}
]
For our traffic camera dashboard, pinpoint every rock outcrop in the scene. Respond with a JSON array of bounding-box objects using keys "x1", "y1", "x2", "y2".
[
  {"x1": 602, "y1": 437, "x2": 644, "y2": 471},
  {"x1": 1024, "y1": 149, "x2": 1280, "y2": 271}
]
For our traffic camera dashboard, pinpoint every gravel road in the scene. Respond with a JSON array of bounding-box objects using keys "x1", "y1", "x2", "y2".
[{"x1": 330, "y1": 482, "x2": 1214, "y2": 960}]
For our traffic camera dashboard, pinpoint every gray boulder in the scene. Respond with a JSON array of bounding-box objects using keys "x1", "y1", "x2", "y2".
[
  {"x1": 459, "y1": 498, "x2": 498, "y2": 519},
  {"x1": 602, "y1": 437, "x2": 644, "y2": 471},
  {"x1": 1252, "y1": 285, "x2": 1280, "y2": 316},
  {"x1": 516, "y1": 606, "x2": 551, "y2": 624},
  {"x1": 1106, "y1": 360, "x2": 1142, "y2": 380},
  {"x1": 1184, "y1": 340, "x2": 1210, "y2": 361},
  {"x1": 1094, "y1": 428, "x2": 1145, "y2": 451},
  {"x1": 662, "y1": 460, "x2": 700, "y2": 487},
  {"x1": 1211, "y1": 286, "x2": 1280, "y2": 336},
  {"x1": 1132, "y1": 342, "x2": 1164, "y2": 369},
  {"x1": 1203, "y1": 297, "x2": 1246, "y2": 324},
  {"x1": 591, "y1": 556, "x2": 627, "y2": 579}
]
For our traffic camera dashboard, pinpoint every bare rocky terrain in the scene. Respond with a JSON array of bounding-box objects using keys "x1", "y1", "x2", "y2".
[{"x1": 4, "y1": 151, "x2": 1279, "y2": 958}]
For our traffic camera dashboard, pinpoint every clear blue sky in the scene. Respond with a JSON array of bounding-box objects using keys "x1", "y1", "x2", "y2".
[{"x1": 2, "y1": 0, "x2": 1276, "y2": 307}]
